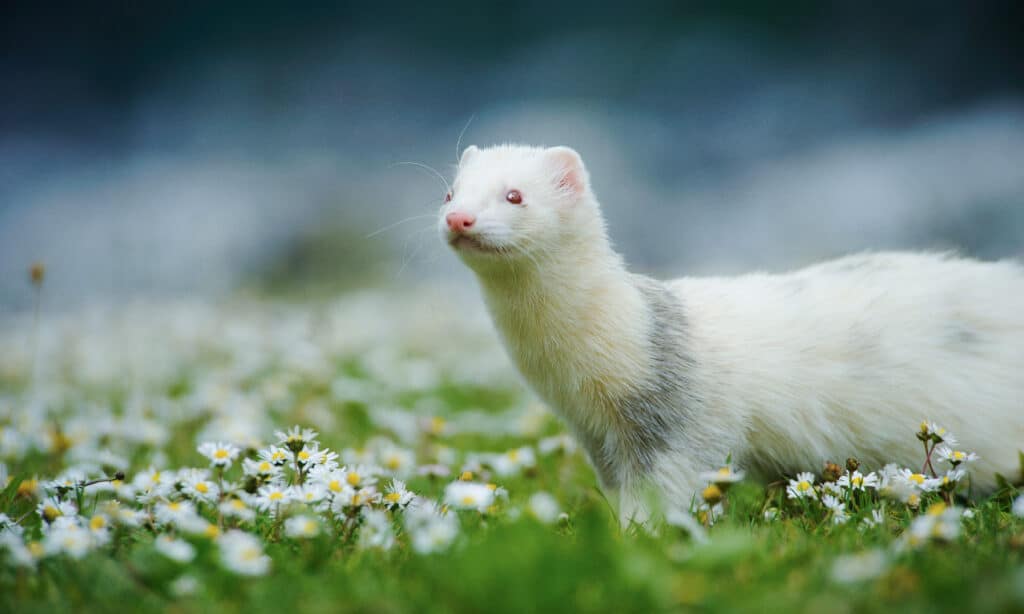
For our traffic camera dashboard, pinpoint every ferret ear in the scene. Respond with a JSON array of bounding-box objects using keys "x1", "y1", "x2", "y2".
[
  {"x1": 459, "y1": 145, "x2": 479, "y2": 167},
  {"x1": 544, "y1": 146, "x2": 589, "y2": 199}
]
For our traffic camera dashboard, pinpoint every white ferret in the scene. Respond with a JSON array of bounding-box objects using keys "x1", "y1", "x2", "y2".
[{"x1": 438, "y1": 143, "x2": 1024, "y2": 523}]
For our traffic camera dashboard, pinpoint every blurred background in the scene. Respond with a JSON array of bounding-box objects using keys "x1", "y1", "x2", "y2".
[{"x1": 2, "y1": 2, "x2": 1023, "y2": 311}]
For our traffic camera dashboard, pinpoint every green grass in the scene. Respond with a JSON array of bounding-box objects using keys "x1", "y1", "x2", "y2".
[{"x1": 2, "y1": 295, "x2": 1024, "y2": 614}]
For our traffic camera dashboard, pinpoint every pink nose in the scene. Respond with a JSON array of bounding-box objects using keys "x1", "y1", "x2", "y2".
[{"x1": 446, "y1": 211, "x2": 476, "y2": 233}]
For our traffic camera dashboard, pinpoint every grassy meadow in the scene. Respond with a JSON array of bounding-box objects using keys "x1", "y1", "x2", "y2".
[{"x1": 1, "y1": 285, "x2": 1023, "y2": 613}]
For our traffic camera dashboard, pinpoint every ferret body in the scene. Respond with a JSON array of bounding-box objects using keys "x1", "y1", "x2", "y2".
[{"x1": 439, "y1": 144, "x2": 1024, "y2": 523}]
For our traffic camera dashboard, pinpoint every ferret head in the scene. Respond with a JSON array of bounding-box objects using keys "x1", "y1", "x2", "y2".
[{"x1": 439, "y1": 144, "x2": 604, "y2": 271}]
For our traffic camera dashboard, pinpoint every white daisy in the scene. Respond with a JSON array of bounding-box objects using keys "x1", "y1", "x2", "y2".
[
  {"x1": 786, "y1": 472, "x2": 818, "y2": 500},
  {"x1": 821, "y1": 494, "x2": 849, "y2": 524},
  {"x1": 934, "y1": 446, "x2": 979, "y2": 466},
  {"x1": 242, "y1": 457, "x2": 283, "y2": 479},
  {"x1": 257, "y1": 446, "x2": 292, "y2": 467},
  {"x1": 219, "y1": 498, "x2": 257, "y2": 522},
  {"x1": 444, "y1": 481, "x2": 496, "y2": 512},
  {"x1": 274, "y1": 426, "x2": 319, "y2": 448},
  {"x1": 340, "y1": 465, "x2": 379, "y2": 490},
  {"x1": 861, "y1": 508, "x2": 885, "y2": 529},
  {"x1": 906, "y1": 503, "x2": 962, "y2": 545},
  {"x1": 405, "y1": 501, "x2": 459, "y2": 554},
  {"x1": 896, "y1": 469, "x2": 943, "y2": 493},
  {"x1": 180, "y1": 468, "x2": 220, "y2": 503},
  {"x1": 698, "y1": 465, "x2": 746, "y2": 485},
  {"x1": 0, "y1": 531, "x2": 36, "y2": 568},
  {"x1": 197, "y1": 441, "x2": 241, "y2": 469},
  {"x1": 378, "y1": 446, "x2": 416, "y2": 477},
  {"x1": 290, "y1": 483, "x2": 327, "y2": 506},
  {"x1": 308, "y1": 466, "x2": 349, "y2": 496},
  {"x1": 416, "y1": 464, "x2": 451, "y2": 479},
  {"x1": 1012, "y1": 495, "x2": 1024, "y2": 518},
  {"x1": 489, "y1": 447, "x2": 537, "y2": 477},
  {"x1": 284, "y1": 515, "x2": 320, "y2": 539},
  {"x1": 831, "y1": 549, "x2": 889, "y2": 584},
  {"x1": 920, "y1": 421, "x2": 957, "y2": 446},
  {"x1": 36, "y1": 498, "x2": 77, "y2": 523},
  {"x1": 358, "y1": 509, "x2": 395, "y2": 550},
  {"x1": 382, "y1": 480, "x2": 415, "y2": 510},
  {"x1": 255, "y1": 483, "x2": 292, "y2": 512},
  {"x1": 538, "y1": 434, "x2": 577, "y2": 456},
  {"x1": 154, "y1": 500, "x2": 201, "y2": 528},
  {"x1": 132, "y1": 467, "x2": 173, "y2": 503},
  {"x1": 154, "y1": 536, "x2": 196, "y2": 563},
  {"x1": 527, "y1": 492, "x2": 561, "y2": 524},
  {"x1": 218, "y1": 530, "x2": 270, "y2": 576},
  {"x1": 836, "y1": 470, "x2": 879, "y2": 491},
  {"x1": 42, "y1": 522, "x2": 94, "y2": 560}
]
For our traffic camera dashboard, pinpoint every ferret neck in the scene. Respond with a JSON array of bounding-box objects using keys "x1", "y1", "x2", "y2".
[{"x1": 476, "y1": 224, "x2": 628, "y2": 308}]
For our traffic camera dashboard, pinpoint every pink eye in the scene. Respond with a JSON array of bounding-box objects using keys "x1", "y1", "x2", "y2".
[
  {"x1": 506, "y1": 189, "x2": 523, "y2": 205},
  {"x1": 444, "y1": 191, "x2": 452, "y2": 203}
]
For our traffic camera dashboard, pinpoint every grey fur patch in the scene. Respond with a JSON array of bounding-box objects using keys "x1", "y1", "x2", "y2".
[
  {"x1": 587, "y1": 275, "x2": 697, "y2": 490},
  {"x1": 945, "y1": 321, "x2": 982, "y2": 352}
]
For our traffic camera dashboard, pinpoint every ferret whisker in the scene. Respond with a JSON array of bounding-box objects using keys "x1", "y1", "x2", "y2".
[
  {"x1": 504, "y1": 237, "x2": 547, "y2": 272},
  {"x1": 391, "y1": 161, "x2": 452, "y2": 194},
  {"x1": 365, "y1": 214, "x2": 439, "y2": 239},
  {"x1": 455, "y1": 115, "x2": 476, "y2": 165},
  {"x1": 396, "y1": 227, "x2": 434, "y2": 278}
]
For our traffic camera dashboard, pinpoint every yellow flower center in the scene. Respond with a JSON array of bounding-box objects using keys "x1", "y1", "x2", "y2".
[
  {"x1": 298, "y1": 451, "x2": 310, "y2": 461},
  {"x1": 242, "y1": 547, "x2": 261, "y2": 561},
  {"x1": 508, "y1": 450, "x2": 519, "y2": 462},
  {"x1": 461, "y1": 495, "x2": 477, "y2": 506},
  {"x1": 908, "y1": 493, "x2": 920, "y2": 506},
  {"x1": 702, "y1": 484, "x2": 723, "y2": 504},
  {"x1": 385, "y1": 492, "x2": 402, "y2": 504},
  {"x1": 328, "y1": 480, "x2": 343, "y2": 492},
  {"x1": 89, "y1": 515, "x2": 106, "y2": 530},
  {"x1": 195, "y1": 482, "x2": 209, "y2": 494},
  {"x1": 460, "y1": 471, "x2": 473, "y2": 481},
  {"x1": 231, "y1": 499, "x2": 246, "y2": 510},
  {"x1": 953, "y1": 451, "x2": 965, "y2": 460},
  {"x1": 214, "y1": 449, "x2": 229, "y2": 460},
  {"x1": 352, "y1": 494, "x2": 362, "y2": 506},
  {"x1": 909, "y1": 474, "x2": 925, "y2": 485},
  {"x1": 486, "y1": 483, "x2": 497, "y2": 491},
  {"x1": 272, "y1": 451, "x2": 286, "y2": 462},
  {"x1": 717, "y1": 467, "x2": 731, "y2": 476},
  {"x1": 852, "y1": 476, "x2": 863, "y2": 486},
  {"x1": 797, "y1": 480, "x2": 811, "y2": 492},
  {"x1": 385, "y1": 456, "x2": 401, "y2": 470},
  {"x1": 168, "y1": 502, "x2": 181, "y2": 511},
  {"x1": 258, "y1": 461, "x2": 272, "y2": 472},
  {"x1": 43, "y1": 505, "x2": 61, "y2": 521},
  {"x1": 346, "y1": 472, "x2": 361, "y2": 486},
  {"x1": 28, "y1": 542, "x2": 43, "y2": 557},
  {"x1": 429, "y1": 417, "x2": 445, "y2": 434},
  {"x1": 205, "y1": 525, "x2": 221, "y2": 539},
  {"x1": 268, "y1": 492, "x2": 284, "y2": 501},
  {"x1": 927, "y1": 502, "x2": 947, "y2": 516},
  {"x1": 151, "y1": 472, "x2": 161, "y2": 483},
  {"x1": 17, "y1": 479, "x2": 38, "y2": 496}
]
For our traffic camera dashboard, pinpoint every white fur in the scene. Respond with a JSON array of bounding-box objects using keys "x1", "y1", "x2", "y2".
[{"x1": 441, "y1": 144, "x2": 1024, "y2": 521}]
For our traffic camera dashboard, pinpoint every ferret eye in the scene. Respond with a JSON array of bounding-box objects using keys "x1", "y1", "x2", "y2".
[
  {"x1": 444, "y1": 191, "x2": 452, "y2": 203},
  {"x1": 506, "y1": 189, "x2": 523, "y2": 205}
]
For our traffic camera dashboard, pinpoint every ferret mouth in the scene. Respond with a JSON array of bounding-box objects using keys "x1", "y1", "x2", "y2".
[{"x1": 449, "y1": 234, "x2": 497, "y2": 254}]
